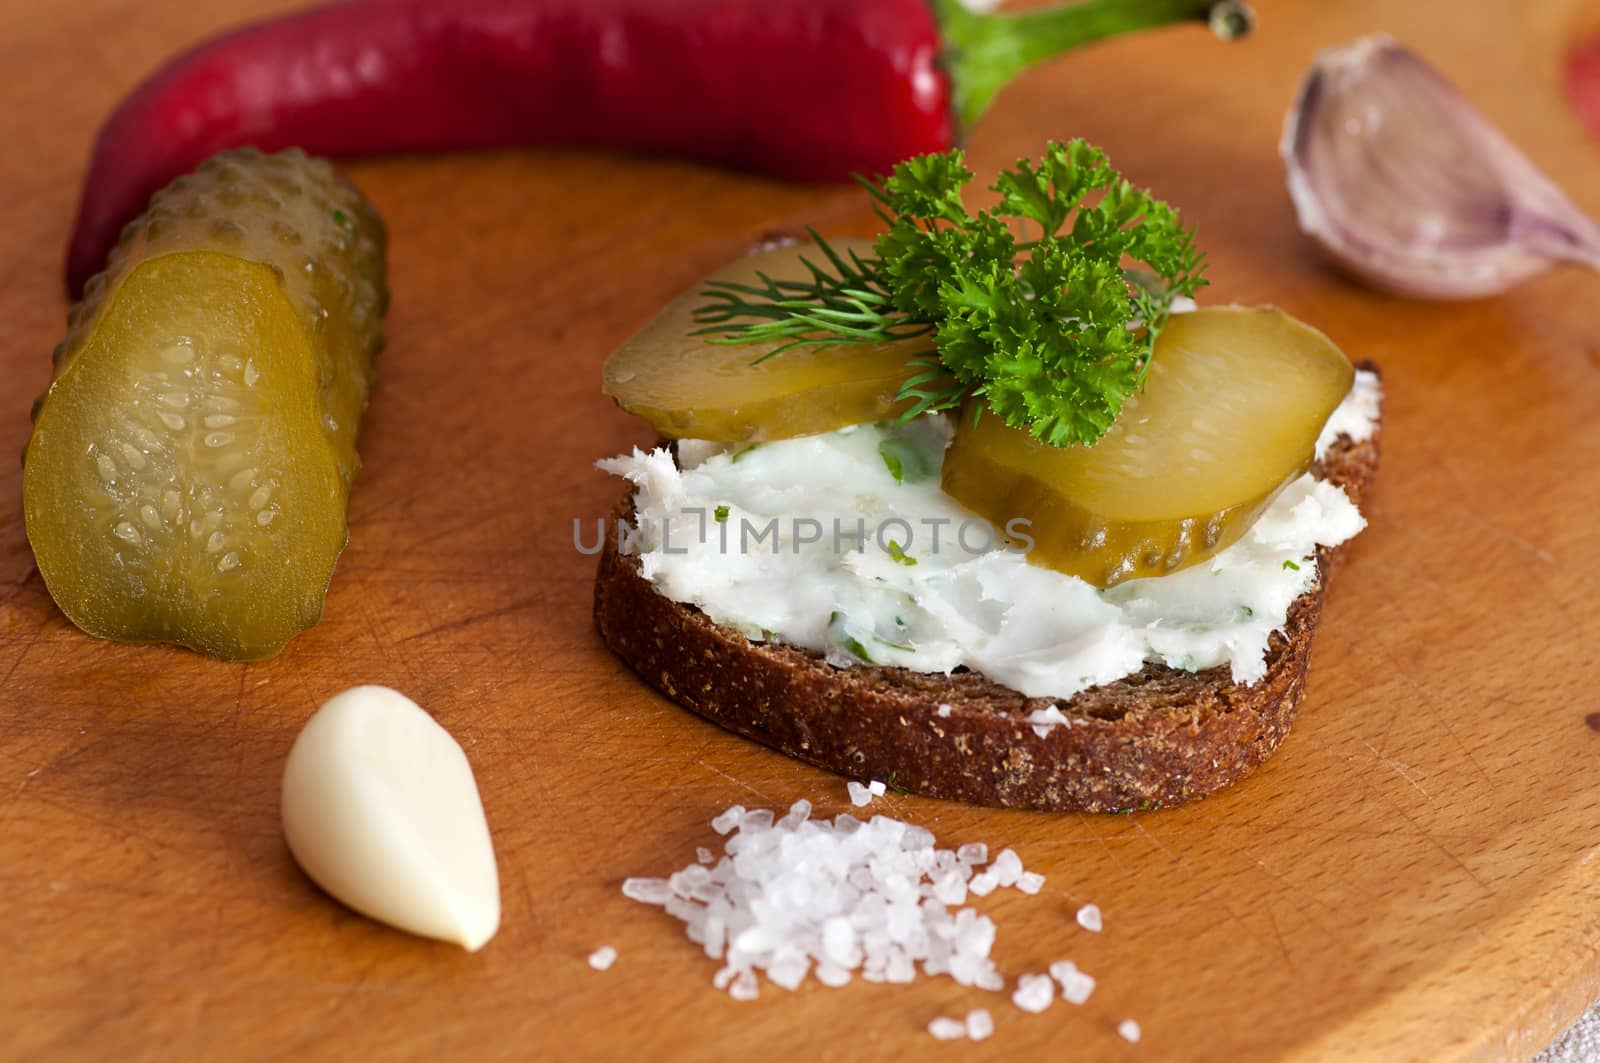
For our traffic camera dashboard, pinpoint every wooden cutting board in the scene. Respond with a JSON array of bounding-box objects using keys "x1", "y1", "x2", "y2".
[{"x1": 5, "y1": 0, "x2": 1600, "y2": 1059}]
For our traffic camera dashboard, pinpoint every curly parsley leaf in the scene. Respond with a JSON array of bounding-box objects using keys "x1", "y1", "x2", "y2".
[{"x1": 694, "y1": 140, "x2": 1207, "y2": 448}]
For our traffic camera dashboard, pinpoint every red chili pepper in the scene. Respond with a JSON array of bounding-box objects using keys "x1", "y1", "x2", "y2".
[
  {"x1": 66, "y1": 0, "x2": 1252, "y2": 295},
  {"x1": 1568, "y1": 34, "x2": 1600, "y2": 146}
]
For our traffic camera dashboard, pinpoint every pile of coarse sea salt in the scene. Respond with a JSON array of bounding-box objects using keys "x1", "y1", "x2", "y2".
[{"x1": 619, "y1": 792, "x2": 1137, "y2": 1043}]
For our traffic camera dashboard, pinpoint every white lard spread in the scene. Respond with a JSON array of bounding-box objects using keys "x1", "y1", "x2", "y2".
[{"x1": 598, "y1": 371, "x2": 1380, "y2": 700}]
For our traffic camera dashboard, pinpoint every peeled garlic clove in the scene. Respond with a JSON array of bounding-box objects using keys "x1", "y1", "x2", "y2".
[
  {"x1": 1282, "y1": 35, "x2": 1600, "y2": 299},
  {"x1": 282, "y1": 685, "x2": 501, "y2": 951}
]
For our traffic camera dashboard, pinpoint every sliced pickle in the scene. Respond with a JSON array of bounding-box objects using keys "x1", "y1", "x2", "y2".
[
  {"x1": 24, "y1": 148, "x2": 387, "y2": 660},
  {"x1": 603, "y1": 240, "x2": 931, "y2": 441},
  {"x1": 942, "y1": 306, "x2": 1355, "y2": 587}
]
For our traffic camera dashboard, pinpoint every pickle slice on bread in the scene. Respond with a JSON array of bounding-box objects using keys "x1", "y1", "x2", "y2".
[
  {"x1": 604, "y1": 240, "x2": 930, "y2": 442},
  {"x1": 943, "y1": 307, "x2": 1355, "y2": 586},
  {"x1": 24, "y1": 148, "x2": 387, "y2": 660}
]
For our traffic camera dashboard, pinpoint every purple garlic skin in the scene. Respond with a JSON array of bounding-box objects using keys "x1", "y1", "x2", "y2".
[{"x1": 1282, "y1": 35, "x2": 1600, "y2": 300}]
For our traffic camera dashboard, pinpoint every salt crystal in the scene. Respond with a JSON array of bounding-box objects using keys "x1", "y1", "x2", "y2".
[
  {"x1": 741, "y1": 808, "x2": 775, "y2": 830},
  {"x1": 948, "y1": 953, "x2": 981, "y2": 986},
  {"x1": 885, "y1": 950, "x2": 916, "y2": 983},
  {"x1": 587, "y1": 946, "x2": 617, "y2": 971},
  {"x1": 975, "y1": 968, "x2": 1006, "y2": 992},
  {"x1": 959, "y1": 915, "x2": 996, "y2": 956},
  {"x1": 1076, "y1": 903, "x2": 1103, "y2": 932},
  {"x1": 712, "y1": 966, "x2": 737, "y2": 990},
  {"x1": 1026, "y1": 703, "x2": 1069, "y2": 738},
  {"x1": 621, "y1": 877, "x2": 672, "y2": 905},
  {"x1": 990, "y1": 848, "x2": 1023, "y2": 888},
  {"x1": 665, "y1": 896, "x2": 703, "y2": 923},
  {"x1": 868, "y1": 780, "x2": 887, "y2": 796},
  {"x1": 956, "y1": 843, "x2": 988, "y2": 865},
  {"x1": 931, "y1": 870, "x2": 967, "y2": 906},
  {"x1": 696, "y1": 847, "x2": 715, "y2": 865},
  {"x1": 1050, "y1": 960, "x2": 1096, "y2": 1005},
  {"x1": 869, "y1": 815, "x2": 907, "y2": 845},
  {"x1": 729, "y1": 969, "x2": 760, "y2": 1002},
  {"x1": 1016, "y1": 871, "x2": 1046, "y2": 895},
  {"x1": 1118, "y1": 1019, "x2": 1142, "y2": 1043},
  {"x1": 847, "y1": 781, "x2": 872, "y2": 807},
  {"x1": 936, "y1": 703, "x2": 953, "y2": 718},
  {"x1": 927, "y1": 1017, "x2": 966, "y2": 1040},
  {"x1": 968, "y1": 872, "x2": 997, "y2": 897},
  {"x1": 1012, "y1": 973, "x2": 1054, "y2": 1013},
  {"x1": 815, "y1": 962, "x2": 852, "y2": 987},
  {"x1": 965, "y1": 1008, "x2": 995, "y2": 1041},
  {"x1": 734, "y1": 924, "x2": 777, "y2": 953},
  {"x1": 821, "y1": 916, "x2": 857, "y2": 966},
  {"x1": 778, "y1": 799, "x2": 812, "y2": 828},
  {"x1": 768, "y1": 945, "x2": 810, "y2": 990},
  {"x1": 711, "y1": 806, "x2": 744, "y2": 835},
  {"x1": 670, "y1": 864, "x2": 711, "y2": 896},
  {"x1": 703, "y1": 914, "x2": 726, "y2": 958}
]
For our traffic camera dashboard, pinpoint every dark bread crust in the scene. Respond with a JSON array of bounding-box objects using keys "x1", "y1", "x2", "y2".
[{"x1": 594, "y1": 365, "x2": 1382, "y2": 811}]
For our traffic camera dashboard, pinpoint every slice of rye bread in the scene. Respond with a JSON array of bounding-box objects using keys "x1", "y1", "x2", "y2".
[{"x1": 594, "y1": 364, "x2": 1382, "y2": 812}]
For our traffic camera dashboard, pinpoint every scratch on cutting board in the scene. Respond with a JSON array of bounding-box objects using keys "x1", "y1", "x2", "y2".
[
  {"x1": 1410, "y1": 438, "x2": 1556, "y2": 567},
  {"x1": 1310, "y1": 734, "x2": 1495, "y2": 897},
  {"x1": 1455, "y1": 510, "x2": 1555, "y2": 566},
  {"x1": 13, "y1": 766, "x2": 41, "y2": 797},
  {"x1": 1251, "y1": 855, "x2": 1349, "y2": 944},
  {"x1": 273, "y1": 961, "x2": 381, "y2": 1055},
  {"x1": 1378, "y1": 655, "x2": 1496, "y2": 786},
  {"x1": 1360, "y1": 738, "x2": 1431, "y2": 800},
  {"x1": 1129, "y1": 819, "x2": 1293, "y2": 971},
  {"x1": 1261, "y1": 900, "x2": 1296, "y2": 975},
  {"x1": 0, "y1": 575, "x2": 34, "y2": 611},
  {"x1": 693, "y1": 758, "x2": 782, "y2": 806},
  {"x1": 0, "y1": 624, "x2": 44, "y2": 690},
  {"x1": 1072, "y1": 813, "x2": 1141, "y2": 887},
  {"x1": 397, "y1": 596, "x2": 546, "y2": 643},
  {"x1": 12, "y1": 791, "x2": 172, "y2": 849}
]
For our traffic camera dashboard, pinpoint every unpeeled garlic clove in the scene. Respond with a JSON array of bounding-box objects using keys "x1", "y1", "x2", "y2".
[
  {"x1": 1282, "y1": 35, "x2": 1600, "y2": 299},
  {"x1": 282, "y1": 685, "x2": 501, "y2": 951}
]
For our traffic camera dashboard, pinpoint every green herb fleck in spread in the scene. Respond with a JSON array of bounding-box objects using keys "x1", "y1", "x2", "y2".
[
  {"x1": 878, "y1": 435, "x2": 932, "y2": 485},
  {"x1": 886, "y1": 540, "x2": 918, "y2": 566}
]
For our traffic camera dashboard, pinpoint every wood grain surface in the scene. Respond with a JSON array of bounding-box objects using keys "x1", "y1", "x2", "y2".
[{"x1": 4, "y1": 1, "x2": 1600, "y2": 1060}]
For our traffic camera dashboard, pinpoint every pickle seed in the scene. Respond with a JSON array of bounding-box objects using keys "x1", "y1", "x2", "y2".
[{"x1": 116, "y1": 441, "x2": 147, "y2": 471}]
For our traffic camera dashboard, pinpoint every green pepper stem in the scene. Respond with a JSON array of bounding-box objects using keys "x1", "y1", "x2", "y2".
[{"x1": 932, "y1": 0, "x2": 1254, "y2": 130}]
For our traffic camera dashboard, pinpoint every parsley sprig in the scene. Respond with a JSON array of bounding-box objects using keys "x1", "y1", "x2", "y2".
[{"x1": 692, "y1": 140, "x2": 1207, "y2": 448}]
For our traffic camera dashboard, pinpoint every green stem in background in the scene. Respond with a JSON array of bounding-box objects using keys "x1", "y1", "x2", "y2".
[{"x1": 933, "y1": 0, "x2": 1255, "y2": 130}]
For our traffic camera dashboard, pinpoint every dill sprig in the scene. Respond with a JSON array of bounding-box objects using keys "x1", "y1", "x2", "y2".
[
  {"x1": 692, "y1": 233, "x2": 934, "y2": 364},
  {"x1": 691, "y1": 140, "x2": 1208, "y2": 448}
]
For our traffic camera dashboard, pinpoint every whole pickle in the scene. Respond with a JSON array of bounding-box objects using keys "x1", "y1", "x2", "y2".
[{"x1": 24, "y1": 148, "x2": 387, "y2": 660}]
